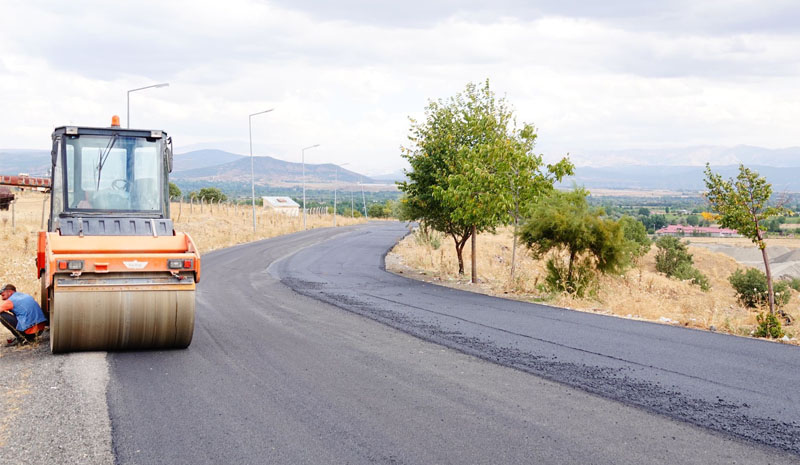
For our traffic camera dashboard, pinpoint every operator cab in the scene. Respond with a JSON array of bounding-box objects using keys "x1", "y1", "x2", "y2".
[{"x1": 49, "y1": 117, "x2": 175, "y2": 236}]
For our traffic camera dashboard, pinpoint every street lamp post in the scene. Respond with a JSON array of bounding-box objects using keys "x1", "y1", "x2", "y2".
[
  {"x1": 333, "y1": 162, "x2": 350, "y2": 227},
  {"x1": 360, "y1": 179, "x2": 368, "y2": 219},
  {"x1": 249, "y1": 108, "x2": 275, "y2": 233},
  {"x1": 301, "y1": 144, "x2": 320, "y2": 230},
  {"x1": 127, "y1": 82, "x2": 169, "y2": 128}
]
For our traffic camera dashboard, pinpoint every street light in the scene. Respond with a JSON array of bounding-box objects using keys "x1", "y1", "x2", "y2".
[
  {"x1": 249, "y1": 108, "x2": 275, "y2": 233},
  {"x1": 333, "y1": 163, "x2": 350, "y2": 227},
  {"x1": 127, "y1": 82, "x2": 169, "y2": 128},
  {"x1": 301, "y1": 144, "x2": 320, "y2": 230},
  {"x1": 360, "y1": 178, "x2": 368, "y2": 219}
]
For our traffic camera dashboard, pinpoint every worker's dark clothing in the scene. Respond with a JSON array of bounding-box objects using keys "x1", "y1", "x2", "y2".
[{"x1": 0, "y1": 311, "x2": 34, "y2": 342}]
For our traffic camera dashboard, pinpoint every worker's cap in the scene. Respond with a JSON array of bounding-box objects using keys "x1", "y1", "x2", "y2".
[{"x1": 0, "y1": 284, "x2": 16, "y2": 292}]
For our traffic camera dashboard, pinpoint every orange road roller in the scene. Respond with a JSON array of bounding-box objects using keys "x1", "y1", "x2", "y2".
[{"x1": 37, "y1": 118, "x2": 200, "y2": 353}]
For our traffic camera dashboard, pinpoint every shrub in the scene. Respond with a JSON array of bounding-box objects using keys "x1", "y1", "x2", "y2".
[
  {"x1": 618, "y1": 216, "x2": 651, "y2": 263},
  {"x1": 543, "y1": 257, "x2": 596, "y2": 298},
  {"x1": 754, "y1": 312, "x2": 784, "y2": 338},
  {"x1": 654, "y1": 236, "x2": 710, "y2": 290},
  {"x1": 673, "y1": 262, "x2": 710, "y2": 291},
  {"x1": 414, "y1": 225, "x2": 442, "y2": 250},
  {"x1": 785, "y1": 277, "x2": 800, "y2": 292},
  {"x1": 729, "y1": 268, "x2": 791, "y2": 308}
]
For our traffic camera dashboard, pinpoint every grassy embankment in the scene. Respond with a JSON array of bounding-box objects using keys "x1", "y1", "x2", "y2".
[
  {"x1": 0, "y1": 190, "x2": 365, "y2": 339},
  {"x1": 386, "y1": 226, "x2": 799, "y2": 342}
]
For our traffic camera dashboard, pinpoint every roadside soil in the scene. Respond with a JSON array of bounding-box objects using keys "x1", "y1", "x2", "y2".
[{"x1": 386, "y1": 226, "x2": 799, "y2": 343}]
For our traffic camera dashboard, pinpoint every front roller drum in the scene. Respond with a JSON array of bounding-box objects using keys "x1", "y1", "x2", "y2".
[{"x1": 50, "y1": 287, "x2": 195, "y2": 353}]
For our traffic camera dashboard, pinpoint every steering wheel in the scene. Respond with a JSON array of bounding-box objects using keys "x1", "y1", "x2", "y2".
[{"x1": 112, "y1": 179, "x2": 130, "y2": 190}]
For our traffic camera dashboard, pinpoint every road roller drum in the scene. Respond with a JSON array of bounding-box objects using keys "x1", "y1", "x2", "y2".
[{"x1": 50, "y1": 273, "x2": 195, "y2": 353}]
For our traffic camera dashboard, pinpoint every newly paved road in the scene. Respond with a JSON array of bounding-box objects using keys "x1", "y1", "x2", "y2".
[{"x1": 107, "y1": 222, "x2": 800, "y2": 464}]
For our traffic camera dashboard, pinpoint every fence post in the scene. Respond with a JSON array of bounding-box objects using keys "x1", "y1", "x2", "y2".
[
  {"x1": 200, "y1": 197, "x2": 204, "y2": 213},
  {"x1": 41, "y1": 194, "x2": 48, "y2": 229}
]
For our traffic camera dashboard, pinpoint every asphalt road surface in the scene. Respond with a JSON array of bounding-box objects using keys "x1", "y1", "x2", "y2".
[{"x1": 107, "y1": 222, "x2": 800, "y2": 464}]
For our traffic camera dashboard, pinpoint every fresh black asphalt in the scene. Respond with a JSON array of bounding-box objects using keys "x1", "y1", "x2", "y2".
[{"x1": 106, "y1": 222, "x2": 800, "y2": 464}]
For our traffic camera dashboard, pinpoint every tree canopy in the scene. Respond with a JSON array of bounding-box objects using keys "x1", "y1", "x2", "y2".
[
  {"x1": 399, "y1": 80, "x2": 572, "y2": 276},
  {"x1": 168, "y1": 182, "x2": 181, "y2": 199},
  {"x1": 195, "y1": 187, "x2": 227, "y2": 202}
]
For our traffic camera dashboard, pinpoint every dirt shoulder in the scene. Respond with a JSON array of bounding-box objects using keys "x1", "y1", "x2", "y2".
[
  {"x1": 386, "y1": 228, "x2": 799, "y2": 344},
  {"x1": 0, "y1": 331, "x2": 113, "y2": 464}
]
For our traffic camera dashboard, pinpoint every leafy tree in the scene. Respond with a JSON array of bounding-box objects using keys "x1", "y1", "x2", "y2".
[
  {"x1": 704, "y1": 164, "x2": 789, "y2": 314},
  {"x1": 368, "y1": 203, "x2": 389, "y2": 218},
  {"x1": 399, "y1": 80, "x2": 571, "y2": 280},
  {"x1": 686, "y1": 214, "x2": 700, "y2": 226},
  {"x1": 169, "y1": 182, "x2": 182, "y2": 199},
  {"x1": 519, "y1": 188, "x2": 627, "y2": 297},
  {"x1": 728, "y1": 268, "x2": 790, "y2": 308},
  {"x1": 654, "y1": 236, "x2": 709, "y2": 290},
  {"x1": 197, "y1": 187, "x2": 227, "y2": 202},
  {"x1": 503, "y1": 127, "x2": 573, "y2": 280},
  {"x1": 637, "y1": 207, "x2": 651, "y2": 217},
  {"x1": 618, "y1": 216, "x2": 651, "y2": 263}
]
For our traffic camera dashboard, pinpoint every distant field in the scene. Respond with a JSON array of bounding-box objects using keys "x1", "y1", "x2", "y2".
[{"x1": 586, "y1": 188, "x2": 701, "y2": 198}]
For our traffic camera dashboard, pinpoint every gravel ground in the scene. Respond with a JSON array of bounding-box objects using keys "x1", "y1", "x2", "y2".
[{"x1": 0, "y1": 331, "x2": 112, "y2": 464}]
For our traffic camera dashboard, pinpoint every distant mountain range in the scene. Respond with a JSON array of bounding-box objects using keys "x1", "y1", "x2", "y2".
[
  {"x1": 572, "y1": 145, "x2": 800, "y2": 168},
  {"x1": 560, "y1": 165, "x2": 800, "y2": 192},
  {"x1": 5, "y1": 145, "x2": 800, "y2": 192},
  {"x1": 0, "y1": 148, "x2": 380, "y2": 186},
  {"x1": 0, "y1": 149, "x2": 50, "y2": 176},
  {"x1": 171, "y1": 149, "x2": 377, "y2": 186}
]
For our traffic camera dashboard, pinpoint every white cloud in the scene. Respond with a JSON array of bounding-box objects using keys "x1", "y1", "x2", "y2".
[{"x1": 1, "y1": 0, "x2": 800, "y2": 175}]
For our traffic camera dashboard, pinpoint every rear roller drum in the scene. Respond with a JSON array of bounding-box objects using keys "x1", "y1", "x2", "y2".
[{"x1": 50, "y1": 288, "x2": 195, "y2": 353}]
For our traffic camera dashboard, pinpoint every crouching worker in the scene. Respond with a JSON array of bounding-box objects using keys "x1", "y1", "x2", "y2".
[{"x1": 0, "y1": 284, "x2": 47, "y2": 347}]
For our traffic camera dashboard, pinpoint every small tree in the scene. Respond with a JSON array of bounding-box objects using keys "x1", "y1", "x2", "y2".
[
  {"x1": 519, "y1": 188, "x2": 627, "y2": 296},
  {"x1": 704, "y1": 164, "x2": 789, "y2": 314},
  {"x1": 169, "y1": 182, "x2": 182, "y2": 199},
  {"x1": 197, "y1": 187, "x2": 227, "y2": 202}
]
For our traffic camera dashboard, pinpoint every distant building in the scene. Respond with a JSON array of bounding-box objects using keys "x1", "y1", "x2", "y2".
[
  {"x1": 655, "y1": 225, "x2": 740, "y2": 238},
  {"x1": 262, "y1": 196, "x2": 300, "y2": 216}
]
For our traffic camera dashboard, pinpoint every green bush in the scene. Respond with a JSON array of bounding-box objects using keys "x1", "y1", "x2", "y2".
[
  {"x1": 755, "y1": 312, "x2": 784, "y2": 338},
  {"x1": 543, "y1": 257, "x2": 596, "y2": 298},
  {"x1": 673, "y1": 262, "x2": 710, "y2": 291},
  {"x1": 728, "y1": 268, "x2": 791, "y2": 308},
  {"x1": 785, "y1": 277, "x2": 800, "y2": 292},
  {"x1": 618, "y1": 216, "x2": 651, "y2": 263},
  {"x1": 654, "y1": 236, "x2": 710, "y2": 291}
]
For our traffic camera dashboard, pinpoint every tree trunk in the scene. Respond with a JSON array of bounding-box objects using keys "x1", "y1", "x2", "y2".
[
  {"x1": 511, "y1": 218, "x2": 518, "y2": 281},
  {"x1": 567, "y1": 249, "x2": 576, "y2": 290},
  {"x1": 455, "y1": 239, "x2": 465, "y2": 275},
  {"x1": 471, "y1": 225, "x2": 477, "y2": 284},
  {"x1": 510, "y1": 197, "x2": 520, "y2": 281},
  {"x1": 453, "y1": 231, "x2": 471, "y2": 275},
  {"x1": 760, "y1": 241, "x2": 775, "y2": 315}
]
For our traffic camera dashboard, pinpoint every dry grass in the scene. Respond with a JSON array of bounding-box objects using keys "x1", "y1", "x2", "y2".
[
  {"x1": 170, "y1": 198, "x2": 364, "y2": 254},
  {"x1": 386, "y1": 226, "x2": 799, "y2": 342},
  {"x1": 0, "y1": 190, "x2": 365, "y2": 339}
]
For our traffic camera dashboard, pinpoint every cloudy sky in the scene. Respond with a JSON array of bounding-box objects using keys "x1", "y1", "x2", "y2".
[{"x1": 1, "y1": 0, "x2": 799, "y2": 174}]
